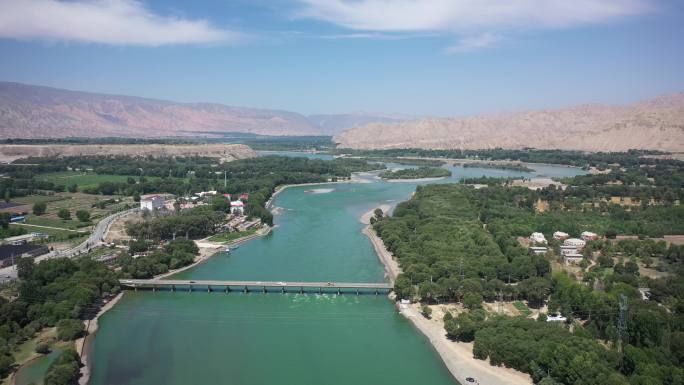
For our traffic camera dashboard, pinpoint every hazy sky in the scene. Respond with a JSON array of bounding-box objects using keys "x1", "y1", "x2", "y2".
[{"x1": 0, "y1": 0, "x2": 682, "y2": 116}]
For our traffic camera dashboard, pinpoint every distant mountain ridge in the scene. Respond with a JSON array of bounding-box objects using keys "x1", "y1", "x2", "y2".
[
  {"x1": 0, "y1": 82, "x2": 416, "y2": 138},
  {"x1": 308, "y1": 113, "x2": 416, "y2": 135},
  {"x1": 334, "y1": 93, "x2": 684, "y2": 152},
  {"x1": 0, "y1": 82, "x2": 319, "y2": 138}
]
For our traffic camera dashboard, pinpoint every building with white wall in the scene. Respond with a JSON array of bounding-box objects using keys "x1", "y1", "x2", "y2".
[{"x1": 140, "y1": 195, "x2": 165, "y2": 211}]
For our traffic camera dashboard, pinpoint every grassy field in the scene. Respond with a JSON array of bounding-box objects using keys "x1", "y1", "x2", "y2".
[
  {"x1": 208, "y1": 229, "x2": 257, "y2": 243},
  {"x1": 35, "y1": 171, "x2": 134, "y2": 189},
  {"x1": 513, "y1": 301, "x2": 532, "y2": 317}
]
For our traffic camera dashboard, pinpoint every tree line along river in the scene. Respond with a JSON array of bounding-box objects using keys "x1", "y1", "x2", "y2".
[{"x1": 22, "y1": 152, "x2": 585, "y2": 385}]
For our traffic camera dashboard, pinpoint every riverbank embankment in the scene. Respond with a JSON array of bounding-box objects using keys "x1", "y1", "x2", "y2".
[
  {"x1": 361, "y1": 206, "x2": 532, "y2": 385},
  {"x1": 76, "y1": 292, "x2": 124, "y2": 385}
]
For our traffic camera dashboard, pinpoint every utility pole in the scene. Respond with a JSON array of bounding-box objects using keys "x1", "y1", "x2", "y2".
[
  {"x1": 498, "y1": 290, "x2": 503, "y2": 314},
  {"x1": 617, "y1": 294, "x2": 628, "y2": 354},
  {"x1": 224, "y1": 171, "x2": 227, "y2": 188}
]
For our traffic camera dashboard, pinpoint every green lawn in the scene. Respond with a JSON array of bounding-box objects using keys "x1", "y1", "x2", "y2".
[
  {"x1": 25, "y1": 216, "x2": 88, "y2": 231},
  {"x1": 208, "y1": 229, "x2": 257, "y2": 243},
  {"x1": 35, "y1": 171, "x2": 135, "y2": 189},
  {"x1": 513, "y1": 301, "x2": 532, "y2": 317}
]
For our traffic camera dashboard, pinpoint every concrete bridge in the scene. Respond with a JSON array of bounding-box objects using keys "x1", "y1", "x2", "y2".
[{"x1": 119, "y1": 279, "x2": 393, "y2": 295}]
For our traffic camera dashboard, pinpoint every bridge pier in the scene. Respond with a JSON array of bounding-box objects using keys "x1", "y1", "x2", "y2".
[
  {"x1": 224, "y1": 286, "x2": 230, "y2": 294},
  {"x1": 282, "y1": 286, "x2": 286, "y2": 294},
  {"x1": 171, "y1": 285, "x2": 175, "y2": 292},
  {"x1": 244, "y1": 286, "x2": 249, "y2": 293},
  {"x1": 207, "y1": 285, "x2": 212, "y2": 293},
  {"x1": 262, "y1": 286, "x2": 266, "y2": 294},
  {"x1": 337, "y1": 288, "x2": 341, "y2": 295},
  {"x1": 300, "y1": 287, "x2": 304, "y2": 294},
  {"x1": 356, "y1": 289, "x2": 359, "y2": 296},
  {"x1": 152, "y1": 285, "x2": 156, "y2": 292},
  {"x1": 189, "y1": 285, "x2": 193, "y2": 293},
  {"x1": 319, "y1": 287, "x2": 322, "y2": 295}
]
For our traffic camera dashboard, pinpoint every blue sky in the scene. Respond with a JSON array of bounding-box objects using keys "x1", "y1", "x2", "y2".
[{"x1": 0, "y1": 0, "x2": 682, "y2": 116}]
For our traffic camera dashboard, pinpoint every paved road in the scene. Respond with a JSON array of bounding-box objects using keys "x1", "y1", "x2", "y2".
[{"x1": 0, "y1": 208, "x2": 139, "y2": 283}]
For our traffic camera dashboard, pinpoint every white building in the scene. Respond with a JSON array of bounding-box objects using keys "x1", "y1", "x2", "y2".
[
  {"x1": 198, "y1": 191, "x2": 218, "y2": 197},
  {"x1": 564, "y1": 253, "x2": 585, "y2": 265},
  {"x1": 530, "y1": 246, "x2": 548, "y2": 255},
  {"x1": 140, "y1": 195, "x2": 165, "y2": 211},
  {"x1": 553, "y1": 231, "x2": 569, "y2": 240},
  {"x1": 581, "y1": 231, "x2": 599, "y2": 241},
  {"x1": 230, "y1": 200, "x2": 245, "y2": 215},
  {"x1": 564, "y1": 238, "x2": 586, "y2": 250},
  {"x1": 560, "y1": 245, "x2": 579, "y2": 256},
  {"x1": 530, "y1": 232, "x2": 547, "y2": 244},
  {"x1": 547, "y1": 313, "x2": 567, "y2": 322}
]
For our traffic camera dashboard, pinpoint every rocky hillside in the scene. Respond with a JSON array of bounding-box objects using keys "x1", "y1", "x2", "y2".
[
  {"x1": 0, "y1": 143, "x2": 257, "y2": 163},
  {"x1": 0, "y1": 82, "x2": 318, "y2": 138},
  {"x1": 334, "y1": 94, "x2": 684, "y2": 152},
  {"x1": 308, "y1": 113, "x2": 415, "y2": 135}
]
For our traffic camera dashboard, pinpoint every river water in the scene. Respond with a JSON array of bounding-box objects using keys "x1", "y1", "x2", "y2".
[{"x1": 86, "y1": 153, "x2": 584, "y2": 385}]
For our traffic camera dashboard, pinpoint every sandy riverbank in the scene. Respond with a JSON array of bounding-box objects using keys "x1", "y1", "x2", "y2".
[
  {"x1": 76, "y1": 292, "x2": 124, "y2": 385},
  {"x1": 361, "y1": 206, "x2": 532, "y2": 385}
]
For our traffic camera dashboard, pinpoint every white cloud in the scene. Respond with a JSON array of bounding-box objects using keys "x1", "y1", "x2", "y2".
[
  {"x1": 296, "y1": 0, "x2": 654, "y2": 50},
  {"x1": 444, "y1": 33, "x2": 502, "y2": 54},
  {"x1": 0, "y1": 0, "x2": 243, "y2": 46}
]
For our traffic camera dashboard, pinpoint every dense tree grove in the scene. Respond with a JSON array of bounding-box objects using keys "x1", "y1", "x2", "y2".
[
  {"x1": 337, "y1": 148, "x2": 669, "y2": 169},
  {"x1": 118, "y1": 238, "x2": 199, "y2": 279},
  {"x1": 0, "y1": 257, "x2": 119, "y2": 378},
  {"x1": 377, "y1": 168, "x2": 684, "y2": 383},
  {"x1": 126, "y1": 206, "x2": 226, "y2": 240},
  {"x1": 379, "y1": 167, "x2": 452, "y2": 179},
  {"x1": 44, "y1": 348, "x2": 81, "y2": 385},
  {"x1": 375, "y1": 184, "x2": 553, "y2": 304}
]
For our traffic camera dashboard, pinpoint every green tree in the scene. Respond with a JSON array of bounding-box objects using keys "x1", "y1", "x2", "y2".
[
  {"x1": 16, "y1": 256, "x2": 35, "y2": 279},
  {"x1": 35, "y1": 342, "x2": 50, "y2": 354},
  {"x1": 57, "y1": 208, "x2": 71, "y2": 220},
  {"x1": 75, "y1": 210, "x2": 90, "y2": 222},
  {"x1": 67, "y1": 183, "x2": 78, "y2": 193},
  {"x1": 33, "y1": 201, "x2": 47, "y2": 215},
  {"x1": 463, "y1": 292, "x2": 483, "y2": 310},
  {"x1": 421, "y1": 304, "x2": 432, "y2": 319},
  {"x1": 56, "y1": 319, "x2": 85, "y2": 341},
  {"x1": 44, "y1": 348, "x2": 80, "y2": 385}
]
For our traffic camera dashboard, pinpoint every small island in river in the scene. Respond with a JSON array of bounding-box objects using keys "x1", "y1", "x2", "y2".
[
  {"x1": 379, "y1": 167, "x2": 452, "y2": 180},
  {"x1": 461, "y1": 161, "x2": 534, "y2": 172}
]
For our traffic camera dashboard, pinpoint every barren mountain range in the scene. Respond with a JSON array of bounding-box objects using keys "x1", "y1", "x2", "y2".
[
  {"x1": 334, "y1": 94, "x2": 684, "y2": 152},
  {"x1": 1, "y1": 82, "x2": 683, "y2": 152},
  {"x1": 0, "y1": 82, "x2": 405, "y2": 138}
]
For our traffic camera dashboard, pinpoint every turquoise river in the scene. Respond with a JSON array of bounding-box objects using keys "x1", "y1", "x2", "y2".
[{"x1": 84, "y1": 154, "x2": 585, "y2": 385}]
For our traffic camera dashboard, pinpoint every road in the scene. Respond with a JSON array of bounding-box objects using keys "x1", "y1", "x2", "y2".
[{"x1": 0, "y1": 208, "x2": 139, "y2": 283}]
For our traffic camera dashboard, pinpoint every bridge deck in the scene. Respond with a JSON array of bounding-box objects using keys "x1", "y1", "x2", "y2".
[{"x1": 119, "y1": 279, "x2": 392, "y2": 290}]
